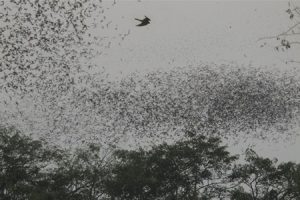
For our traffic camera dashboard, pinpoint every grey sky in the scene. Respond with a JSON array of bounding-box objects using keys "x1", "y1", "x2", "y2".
[
  {"x1": 97, "y1": 1, "x2": 298, "y2": 76},
  {"x1": 1, "y1": 0, "x2": 299, "y2": 162},
  {"x1": 96, "y1": 0, "x2": 300, "y2": 162}
]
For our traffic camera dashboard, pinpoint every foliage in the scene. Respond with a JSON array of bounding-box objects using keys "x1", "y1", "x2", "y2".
[
  {"x1": 105, "y1": 132, "x2": 238, "y2": 200},
  {"x1": 0, "y1": 126, "x2": 109, "y2": 200},
  {"x1": 45, "y1": 145, "x2": 110, "y2": 200},
  {"x1": 0, "y1": 126, "x2": 61, "y2": 199},
  {"x1": 230, "y1": 149, "x2": 300, "y2": 200},
  {"x1": 1, "y1": 126, "x2": 300, "y2": 199}
]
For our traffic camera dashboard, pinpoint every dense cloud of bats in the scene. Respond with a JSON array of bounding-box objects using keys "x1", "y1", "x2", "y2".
[
  {"x1": 0, "y1": 0, "x2": 129, "y2": 96},
  {"x1": 105, "y1": 66, "x2": 300, "y2": 146},
  {"x1": 0, "y1": 0, "x2": 129, "y2": 146},
  {"x1": 1, "y1": 1, "x2": 300, "y2": 150},
  {"x1": 3, "y1": 63, "x2": 300, "y2": 149}
]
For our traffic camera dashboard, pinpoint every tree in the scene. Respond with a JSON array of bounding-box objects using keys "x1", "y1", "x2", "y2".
[
  {"x1": 229, "y1": 149, "x2": 278, "y2": 200},
  {"x1": 149, "y1": 133, "x2": 238, "y2": 200},
  {"x1": 105, "y1": 132, "x2": 238, "y2": 200},
  {"x1": 229, "y1": 149, "x2": 300, "y2": 200},
  {"x1": 0, "y1": 126, "x2": 111, "y2": 200},
  {"x1": 104, "y1": 148, "x2": 158, "y2": 200},
  {"x1": 271, "y1": 162, "x2": 300, "y2": 199},
  {"x1": 2, "y1": 125, "x2": 300, "y2": 199},
  {"x1": 48, "y1": 144, "x2": 111, "y2": 200},
  {"x1": 0, "y1": 126, "x2": 61, "y2": 199}
]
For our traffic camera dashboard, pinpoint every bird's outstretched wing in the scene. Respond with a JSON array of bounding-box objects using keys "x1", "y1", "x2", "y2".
[
  {"x1": 136, "y1": 22, "x2": 148, "y2": 26},
  {"x1": 135, "y1": 17, "x2": 150, "y2": 26}
]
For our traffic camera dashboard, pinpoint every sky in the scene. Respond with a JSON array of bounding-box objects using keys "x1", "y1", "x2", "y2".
[
  {"x1": 1, "y1": 0, "x2": 299, "y2": 162},
  {"x1": 95, "y1": 0, "x2": 300, "y2": 162},
  {"x1": 97, "y1": 0, "x2": 299, "y2": 76}
]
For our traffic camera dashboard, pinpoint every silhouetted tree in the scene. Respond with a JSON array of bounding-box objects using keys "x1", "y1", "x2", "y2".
[
  {"x1": 229, "y1": 149, "x2": 300, "y2": 200},
  {"x1": 0, "y1": 126, "x2": 61, "y2": 199},
  {"x1": 47, "y1": 145, "x2": 110, "y2": 200},
  {"x1": 1, "y1": 126, "x2": 300, "y2": 199},
  {"x1": 0, "y1": 126, "x2": 110, "y2": 200},
  {"x1": 105, "y1": 131, "x2": 237, "y2": 200}
]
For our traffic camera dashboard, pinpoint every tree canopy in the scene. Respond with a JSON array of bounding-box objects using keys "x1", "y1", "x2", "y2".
[
  {"x1": 1, "y1": 126, "x2": 300, "y2": 199},
  {"x1": 105, "y1": 132, "x2": 237, "y2": 199}
]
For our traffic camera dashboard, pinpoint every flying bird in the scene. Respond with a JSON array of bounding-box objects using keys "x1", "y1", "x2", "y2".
[{"x1": 135, "y1": 16, "x2": 150, "y2": 26}]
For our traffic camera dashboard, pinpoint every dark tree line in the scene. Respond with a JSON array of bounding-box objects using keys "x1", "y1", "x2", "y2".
[{"x1": 1, "y1": 126, "x2": 300, "y2": 200}]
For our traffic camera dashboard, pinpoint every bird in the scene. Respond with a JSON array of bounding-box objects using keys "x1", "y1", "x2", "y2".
[{"x1": 135, "y1": 16, "x2": 150, "y2": 26}]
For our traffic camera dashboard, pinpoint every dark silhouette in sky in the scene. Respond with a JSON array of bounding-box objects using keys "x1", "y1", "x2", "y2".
[{"x1": 135, "y1": 16, "x2": 150, "y2": 26}]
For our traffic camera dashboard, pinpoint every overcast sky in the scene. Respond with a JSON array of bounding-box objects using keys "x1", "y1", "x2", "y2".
[
  {"x1": 97, "y1": 1, "x2": 299, "y2": 75},
  {"x1": 95, "y1": 0, "x2": 300, "y2": 162}
]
